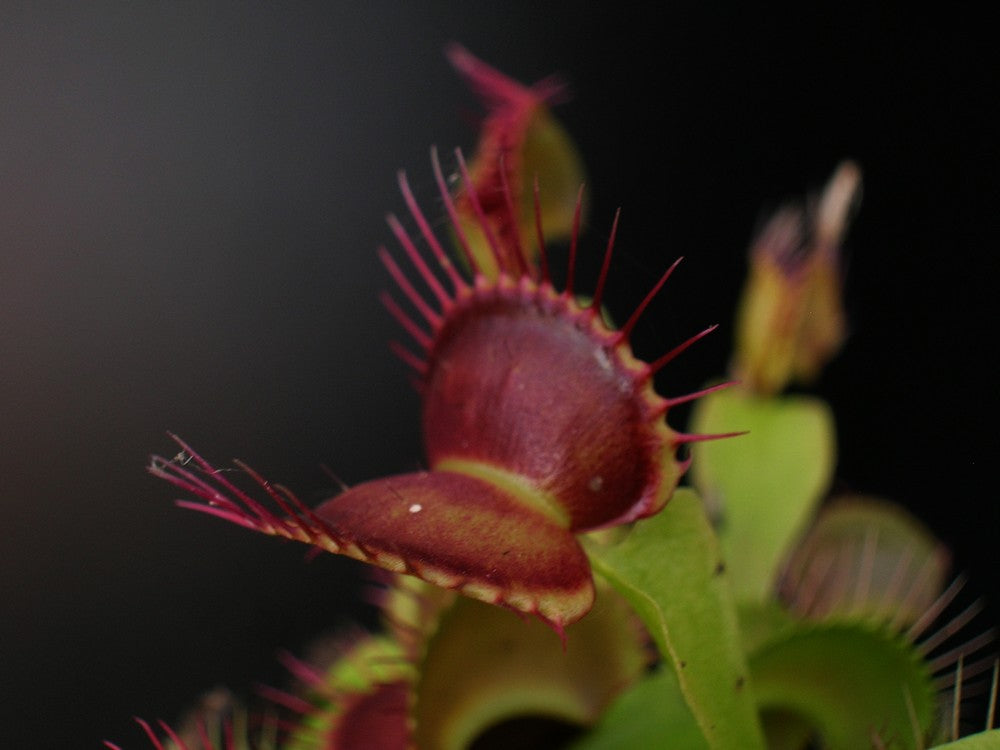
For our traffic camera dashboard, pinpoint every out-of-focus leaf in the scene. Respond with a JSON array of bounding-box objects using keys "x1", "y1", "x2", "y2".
[
  {"x1": 519, "y1": 106, "x2": 587, "y2": 245},
  {"x1": 778, "y1": 496, "x2": 950, "y2": 628},
  {"x1": 749, "y1": 622, "x2": 936, "y2": 750},
  {"x1": 585, "y1": 489, "x2": 766, "y2": 749},
  {"x1": 737, "y1": 602, "x2": 798, "y2": 657},
  {"x1": 732, "y1": 163, "x2": 860, "y2": 395},
  {"x1": 930, "y1": 730, "x2": 1000, "y2": 748},
  {"x1": 412, "y1": 581, "x2": 648, "y2": 750},
  {"x1": 690, "y1": 387, "x2": 836, "y2": 603},
  {"x1": 570, "y1": 667, "x2": 707, "y2": 750},
  {"x1": 447, "y1": 43, "x2": 585, "y2": 279},
  {"x1": 759, "y1": 709, "x2": 818, "y2": 750}
]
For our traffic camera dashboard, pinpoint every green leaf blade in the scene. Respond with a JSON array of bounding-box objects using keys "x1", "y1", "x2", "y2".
[
  {"x1": 930, "y1": 729, "x2": 1000, "y2": 749},
  {"x1": 749, "y1": 623, "x2": 936, "y2": 750},
  {"x1": 690, "y1": 388, "x2": 836, "y2": 602},
  {"x1": 570, "y1": 667, "x2": 708, "y2": 750},
  {"x1": 586, "y1": 489, "x2": 766, "y2": 749}
]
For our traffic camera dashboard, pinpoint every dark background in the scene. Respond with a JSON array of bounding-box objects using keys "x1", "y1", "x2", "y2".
[{"x1": 2, "y1": 4, "x2": 996, "y2": 747}]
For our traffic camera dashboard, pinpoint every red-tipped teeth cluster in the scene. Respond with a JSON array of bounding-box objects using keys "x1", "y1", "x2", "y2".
[{"x1": 104, "y1": 716, "x2": 237, "y2": 750}]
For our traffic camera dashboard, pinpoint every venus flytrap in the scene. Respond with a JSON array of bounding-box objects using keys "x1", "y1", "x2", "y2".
[
  {"x1": 684, "y1": 166, "x2": 995, "y2": 748},
  {"x1": 111, "y1": 48, "x2": 998, "y2": 749},
  {"x1": 444, "y1": 43, "x2": 586, "y2": 279},
  {"x1": 148, "y1": 43, "x2": 728, "y2": 637}
]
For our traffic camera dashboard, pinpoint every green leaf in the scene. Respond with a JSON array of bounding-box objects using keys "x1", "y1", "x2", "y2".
[
  {"x1": 749, "y1": 622, "x2": 936, "y2": 749},
  {"x1": 585, "y1": 489, "x2": 766, "y2": 749},
  {"x1": 930, "y1": 729, "x2": 1000, "y2": 748},
  {"x1": 737, "y1": 602, "x2": 798, "y2": 657},
  {"x1": 446, "y1": 44, "x2": 585, "y2": 280},
  {"x1": 412, "y1": 582, "x2": 648, "y2": 750},
  {"x1": 570, "y1": 667, "x2": 708, "y2": 750},
  {"x1": 777, "y1": 496, "x2": 950, "y2": 627},
  {"x1": 690, "y1": 387, "x2": 836, "y2": 602}
]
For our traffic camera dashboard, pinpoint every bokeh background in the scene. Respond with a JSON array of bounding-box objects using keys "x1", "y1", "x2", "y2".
[{"x1": 2, "y1": 4, "x2": 996, "y2": 747}]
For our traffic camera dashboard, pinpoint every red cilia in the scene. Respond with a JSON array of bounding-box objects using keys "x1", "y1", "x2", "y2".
[{"x1": 150, "y1": 146, "x2": 728, "y2": 635}]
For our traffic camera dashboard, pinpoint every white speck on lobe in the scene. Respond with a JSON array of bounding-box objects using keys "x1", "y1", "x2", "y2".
[
  {"x1": 593, "y1": 347, "x2": 613, "y2": 373},
  {"x1": 409, "y1": 503, "x2": 423, "y2": 513}
]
